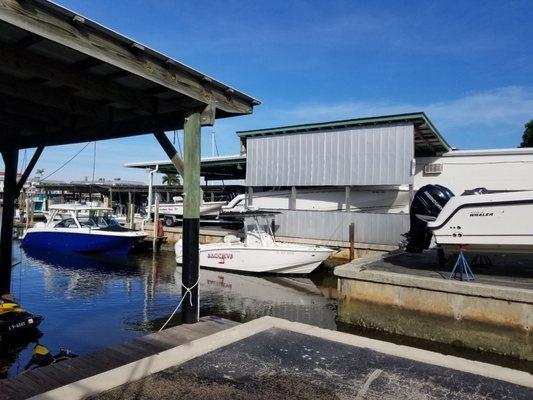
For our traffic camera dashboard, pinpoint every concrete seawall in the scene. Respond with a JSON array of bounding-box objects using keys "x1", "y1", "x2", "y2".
[{"x1": 335, "y1": 257, "x2": 533, "y2": 361}]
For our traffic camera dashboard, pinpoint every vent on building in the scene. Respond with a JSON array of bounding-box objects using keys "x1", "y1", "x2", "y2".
[{"x1": 424, "y1": 163, "x2": 443, "y2": 174}]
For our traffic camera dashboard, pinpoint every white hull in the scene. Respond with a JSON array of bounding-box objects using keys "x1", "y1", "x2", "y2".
[
  {"x1": 175, "y1": 241, "x2": 333, "y2": 274},
  {"x1": 428, "y1": 191, "x2": 533, "y2": 254},
  {"x1": 223, "y1": 186, "x2": 410, "y2": 213},
  {"x1": 153, "y1": 201, "x2": 225, "y2": 217}
]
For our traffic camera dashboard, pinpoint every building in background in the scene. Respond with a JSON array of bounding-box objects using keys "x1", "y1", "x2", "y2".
[
  {"x1": 126, "y1": 112, "x2": 533, "y2": 251},
  {"x1": 415, "y1": 148, "x2": 533, "y2": 194}
]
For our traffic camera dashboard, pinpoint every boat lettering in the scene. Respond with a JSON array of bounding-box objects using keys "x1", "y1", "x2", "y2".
[
  {"x1": 469, "y1": 211, "x2": 493, "y2": 217},
  {"x1": 8, "y1": 321, "x2": 28, "y2": 330},
  {"x1": 207, "y1": 253, "x2": 233, "y2": 260}
]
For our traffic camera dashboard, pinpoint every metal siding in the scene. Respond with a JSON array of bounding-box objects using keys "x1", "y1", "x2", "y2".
[
  {"x1": 246, "y1": 122, "x2": 414, "y2": 187},
  {"x1": 274, "y1": 211, "x2": 410, "y2": 245}
]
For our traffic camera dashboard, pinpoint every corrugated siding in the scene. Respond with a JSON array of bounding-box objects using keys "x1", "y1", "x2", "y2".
[
  {"x1": 274, "y1": 211, "x2": 410, "y2": 245},
  {"x1": 246, "y1": 123, "x2": 414, "y2": 186}
]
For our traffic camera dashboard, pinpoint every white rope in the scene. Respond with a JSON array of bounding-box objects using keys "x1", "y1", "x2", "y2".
[{"x1": 158, "y1": 277, "x2": 199, "y2": 332}]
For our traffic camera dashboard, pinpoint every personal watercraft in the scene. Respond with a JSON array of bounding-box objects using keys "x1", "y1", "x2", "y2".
[{"x1": 0, "y1": 295, "x2": 43, "y2": 337}]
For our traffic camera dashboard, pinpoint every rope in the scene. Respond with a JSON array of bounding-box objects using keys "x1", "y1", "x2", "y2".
[
  {"x1": 158, "y1": 277, "x2": 199, "y2": 332},
  {"x1": 41, "y1": 142, "x2": 91, "y2": 181}
]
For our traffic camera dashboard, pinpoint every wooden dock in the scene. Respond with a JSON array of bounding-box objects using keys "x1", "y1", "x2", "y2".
[{"x1": 0, "y1": 316, "x2": 239, "y2": 400}]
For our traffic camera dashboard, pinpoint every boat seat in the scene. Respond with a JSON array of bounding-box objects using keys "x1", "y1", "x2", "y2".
[{"x1": 223, "y1": 235, "x2": 240, "y2": 244}]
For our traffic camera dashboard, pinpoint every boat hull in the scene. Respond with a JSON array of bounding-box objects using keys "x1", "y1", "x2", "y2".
[
  {"x1": 176, "y1": 242, "x2": 332, "y2": 274},
  {"x1": 429, "y1": 192, "x2": 533, "y2": 254},
  {"x1": 22, "y1": 231, "x2": 144, "y2": 255}
]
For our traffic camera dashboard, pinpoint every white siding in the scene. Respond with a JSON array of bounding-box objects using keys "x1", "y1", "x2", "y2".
[
  {"x1": 415, "y1": 150, "x2": 533, "y2": 194},
  {"x1": 246, "y1": 123, "x2": 414, "y2": 187}
]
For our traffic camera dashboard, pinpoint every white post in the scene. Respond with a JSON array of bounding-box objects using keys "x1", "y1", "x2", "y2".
[{"x1": 146, "y1": 165, "x2": 159, "y2": 220}]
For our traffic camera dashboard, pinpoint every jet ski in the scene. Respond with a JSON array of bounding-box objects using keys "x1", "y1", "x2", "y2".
[
  {"x1": 0, "y1": 295, "x2": 43, "y2": 337},
  {"x1": 404, "y1": 184, "x2": 533, "y2": 255},
  {"x1": 24, "y1": 344, "x2": 78, "y2": 371}
]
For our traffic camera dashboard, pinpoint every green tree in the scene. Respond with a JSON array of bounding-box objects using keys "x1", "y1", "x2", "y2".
[
  {"x1": 162, "y1": 173, "x2": 180, "y2": 186},
  {"x1": 520, "y1": 120, "x2": 533, "y2": 147}
]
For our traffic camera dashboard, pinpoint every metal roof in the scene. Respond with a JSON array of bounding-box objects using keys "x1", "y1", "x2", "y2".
[
  {"x1": 124, "y1": 155, "x2": 247, "y2": 180},
  {"x1": 237, "y1": 112, "x2": 451, "y2": 155},
  {"x1": 0, "y1": 0, "x2": 259, "y2": 149}
]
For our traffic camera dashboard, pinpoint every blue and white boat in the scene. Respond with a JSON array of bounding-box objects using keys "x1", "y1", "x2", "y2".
[{"x1": 22, "y1": 204, "x2": 147, "y2": 255}]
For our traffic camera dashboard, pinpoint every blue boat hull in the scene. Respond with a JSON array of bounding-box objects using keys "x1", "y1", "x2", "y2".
[{"x1": 22, "y1": 232, "x2": 141, "y2": 255}]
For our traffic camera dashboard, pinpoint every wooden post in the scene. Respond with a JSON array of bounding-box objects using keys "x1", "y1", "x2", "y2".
[
  {"x1": 129, "y1": 202, "x2": 135, "y2": 230},
  {"x1": 182, "y1": 111, "x2": 201, "y2": 323},
  {"x1": 127, "y1": 191, "x2": 132, "y2": 225},
  {"x1": 0, "y1": 149, "x2": 18, "y2": 294},
  {"x1": 153, "y1": 195, "x2": 159, "y2": 252},
  {"x1": 349, "y1": 222, "x2": 355, "y2": 261}
]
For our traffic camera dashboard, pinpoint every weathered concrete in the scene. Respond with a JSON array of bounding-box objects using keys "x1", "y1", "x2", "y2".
[
  {"x1": 335, "y1": 251, "x2": 533, "y2": 360},
  {"x1": 33, "y1": 317, "x2": 533, "y2": 400}
]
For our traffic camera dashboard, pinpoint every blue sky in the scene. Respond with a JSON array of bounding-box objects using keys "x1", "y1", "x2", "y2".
[{"x1": 8, "y1": 0, "x2": 533, "y2": 182}]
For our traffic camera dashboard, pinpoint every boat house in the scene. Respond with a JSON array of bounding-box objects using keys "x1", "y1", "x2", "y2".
[{"x1": 0, "y1": 0, "x2": 259, "y2": 323}]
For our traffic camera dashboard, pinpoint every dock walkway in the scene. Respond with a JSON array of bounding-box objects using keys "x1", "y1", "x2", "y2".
[{"x1": 0, "y1": 316, "x2": 239, "y2": 400}]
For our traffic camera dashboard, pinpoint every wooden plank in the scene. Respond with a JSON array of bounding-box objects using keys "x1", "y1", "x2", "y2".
[
  {"x1": 1, "y1": 317, "x2": 240, "y2": 397},
  {"x1": 0, "y1": 0, "x2": 255, "y2": 115}
]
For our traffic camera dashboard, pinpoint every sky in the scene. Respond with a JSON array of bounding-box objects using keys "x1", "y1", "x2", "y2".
[{"x1": 5, "y1": 0, "x2": 533, "y2": 183}]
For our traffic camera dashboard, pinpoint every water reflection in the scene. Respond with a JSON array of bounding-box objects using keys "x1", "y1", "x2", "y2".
[{"x1": 1, "y1": 244, "x2": 337, "y2": 378}]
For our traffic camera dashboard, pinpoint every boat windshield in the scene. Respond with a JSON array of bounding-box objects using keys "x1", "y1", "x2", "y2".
[{"x1": 78, "y1": 212, "x2": 119, "y2": 228}]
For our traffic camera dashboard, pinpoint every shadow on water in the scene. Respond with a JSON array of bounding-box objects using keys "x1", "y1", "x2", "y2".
[{"x1": 1, "y1": 241, "x2": 531, "y2": 379}]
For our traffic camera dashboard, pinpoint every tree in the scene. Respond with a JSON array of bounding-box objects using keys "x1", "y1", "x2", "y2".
[
  {"x1": 520, "y1": 120, "x2": 533, "y2": 147},
  {"x1": 162, "y1": 173, "x2": 180, "y2": 186},
  {"x1": 35, "y1": 168, "x2": 45, "y2": 181}
]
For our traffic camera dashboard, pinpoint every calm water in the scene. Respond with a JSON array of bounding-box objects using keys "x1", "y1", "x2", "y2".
[
  {"x1": 1, "y1": 241, "x2": 531, "y2": 378},
  {"x1": 1, "y1": 243, "x2": 338, "y2": 378}
]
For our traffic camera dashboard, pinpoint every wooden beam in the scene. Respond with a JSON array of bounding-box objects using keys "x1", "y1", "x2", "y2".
[
  {"x1": 16, "y1": 146, "x2": 44, "y2": 195},
  {"x1": 0, "y1": 45, "x2": 158, "y2": 115},
  {"x1": 0, "y1": 94, "x2": 87, "y2": 129},
  {"x1": 0, "y1": 0, "x2": 254, "y2": 115},
  {"x1": 153, "y1": 130, "x2": 185, "y2": 176},
  {"x1": 0, "y1": 110, "x2": 186, "y2": 150},
  {"x1": 0, "y1": 148, "x2": 18, "y2": 294},
  {"x1": 0, "y1": 74, "x2": 124, "y2": 120}
]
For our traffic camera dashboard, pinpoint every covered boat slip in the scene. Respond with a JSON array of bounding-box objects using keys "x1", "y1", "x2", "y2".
[{"x1": 0, "y1": 0, "x2": 259, "y2": 321}]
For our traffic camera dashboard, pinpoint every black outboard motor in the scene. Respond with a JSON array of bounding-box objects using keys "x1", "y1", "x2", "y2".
[{"x1": 404, "y1": 184, "x2": 454, "y2": 253}]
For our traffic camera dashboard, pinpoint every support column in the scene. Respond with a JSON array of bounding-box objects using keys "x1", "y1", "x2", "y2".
[
  {"x1": 290, "y1": 186, "x2": 297, "y2": 210},
  {"x1": 182, "y1": 111, "x2": 201, "y2": 323},
  {"x1": 0, "y1": 149, "x2": 18, "y2": 294}
]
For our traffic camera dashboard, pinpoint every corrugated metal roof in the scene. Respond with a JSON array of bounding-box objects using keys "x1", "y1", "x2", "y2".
[{"x1": 237, "y1": 112, "x2": 450, "y2": 154}]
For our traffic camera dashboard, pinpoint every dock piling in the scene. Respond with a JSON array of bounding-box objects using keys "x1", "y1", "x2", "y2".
[{"x1": 349, "y1": 222, "x2": 355, "y2": 261}]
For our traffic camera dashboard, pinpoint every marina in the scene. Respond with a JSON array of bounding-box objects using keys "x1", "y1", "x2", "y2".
[{"x1": 0, "y1": 0, "x2": 532, "y2": 398}]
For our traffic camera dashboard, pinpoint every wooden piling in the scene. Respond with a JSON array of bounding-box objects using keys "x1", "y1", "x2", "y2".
[
  {"x1": 153, "y1": 195, "x2": 159, "y2": 252},
  {"x1": 0, "y1": 149, "x2": 18, "y2": 294},
  {"x1": 349, "y1": 222, "x2": 355, "y2": 261},
  {"x1": 182, "y1": 110, "x2": 201, "y2": 324}
]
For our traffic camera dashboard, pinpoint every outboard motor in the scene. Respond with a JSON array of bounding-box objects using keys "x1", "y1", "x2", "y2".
[{"x1": 404, "y1": 184, "x2": 454, "y2": 253}]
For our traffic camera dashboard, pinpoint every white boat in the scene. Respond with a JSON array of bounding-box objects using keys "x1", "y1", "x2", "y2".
[
  {"x1": 405, "y1": 184, "x2": 533, "y2": 255},
  {"x1": 222, "y1": 186, "x2": 410, "y2": 214},
  {"x1": 151, "y1": 196, "x2": 226, "y2": 226},
  {"x1": 175, "y1": 212, "x2": 334, "y2": 274},
  {"x1": 22, "y1": 204, "x2": 147, "y2": 255}
]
